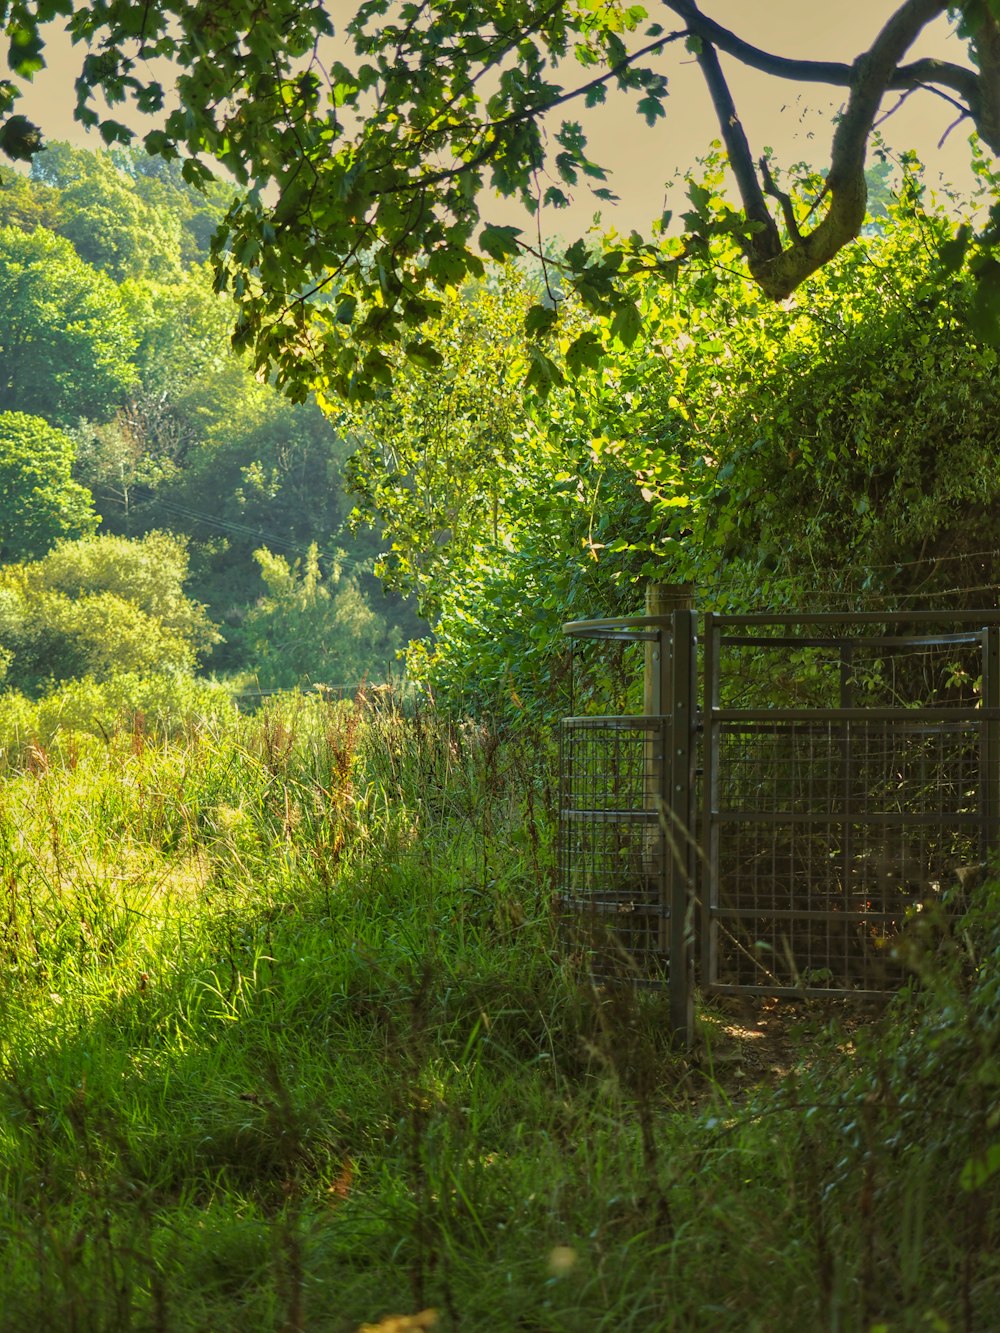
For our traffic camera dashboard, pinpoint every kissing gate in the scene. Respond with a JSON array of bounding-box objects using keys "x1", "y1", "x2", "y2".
[{"x1": 558, "y1": 590, "x2": 1000, "y2": 1044}]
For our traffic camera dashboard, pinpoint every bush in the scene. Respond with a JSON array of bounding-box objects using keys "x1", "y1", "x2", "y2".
[
  {"x1": 0, "y1": 532, "x2": 219, "y2": 694},
  {"x1": 0, "y1": 671, "x2": 236, "y2": 769},
  {"x1": 0, "y1": 411, "x2": 98, "y2": 561}
]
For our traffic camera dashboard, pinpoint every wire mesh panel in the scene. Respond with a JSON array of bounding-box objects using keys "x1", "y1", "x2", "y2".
[
  {"x1": 558, "y1": 716, "x2": 670, "y2": 983},
  {"x1": 708, "y1": 716, "x2": 986, "y2": 993},
  {"x1": 703, "y1": 615, "x2": 1000, "y2": 998}
]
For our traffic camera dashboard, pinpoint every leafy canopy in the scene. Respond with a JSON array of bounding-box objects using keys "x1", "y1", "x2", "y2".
[
  {"x1": 0, "y1": 224, "x2": 138, "y2": 424},
  {"x1": 340, "y1": 168, "x2": 1000, "y2": 716},
  {"x1": 0, "y1": 2, "x2": 998, "y2": 394},
  {"x1": 0, "y1": 531, "x2": 219, "y2": 694},
  {"x1": 0, "y1": 411, "x2": 97, "y2": 561},
  {"x1": 29, "y1": 141, "x2": 183, "y2": 280},
  {"x1": 245, "y1": 544, "x2": 397, "y2": 692}
]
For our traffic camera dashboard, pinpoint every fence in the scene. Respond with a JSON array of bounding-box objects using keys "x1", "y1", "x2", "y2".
[{"x1": 558, "y1": 600, "x2": 1000, "y2": 1043}]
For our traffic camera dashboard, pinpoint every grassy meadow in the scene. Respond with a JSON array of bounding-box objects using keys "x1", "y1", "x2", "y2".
[{"x1": 0, "y1": 690, "x2": 998, "y2": 1331}]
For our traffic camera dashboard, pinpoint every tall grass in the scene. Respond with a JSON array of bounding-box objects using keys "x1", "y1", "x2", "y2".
[{"x1": 0, "y1": 686, "x2": 997, "y2": 1330}]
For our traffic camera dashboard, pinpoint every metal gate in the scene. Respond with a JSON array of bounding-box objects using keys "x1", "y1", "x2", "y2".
[
  {"x1": 559, "y1": 606, "x2": 1000, "y2": 1039},
  {"x1": 559, "y1": 607, "x2": 696, "y2": 1036},
  {"x1": 702, "y1": 613, "x2": 1000, "y2": 999}
]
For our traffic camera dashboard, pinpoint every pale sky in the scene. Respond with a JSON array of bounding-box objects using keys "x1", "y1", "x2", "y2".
[{"x1": 11, "y1": 3, "x2": 986, "y2": 236}]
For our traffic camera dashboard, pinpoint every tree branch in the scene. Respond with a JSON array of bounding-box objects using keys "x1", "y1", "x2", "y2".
[
  {"x1": 662, "y1": 0, "x2": 980, "y2": 127},
  {"x1": 965, "y1": 7, "x2": 1000, "y2": 152},
  {"x1": 381, "y1": 30, "x2": 687, "y2": 197},
  {"x1": 684, "y1": 31, "x2": 780, "y2": 259},
  {"x1": 670, "y1": 0, "x2": 954, "y2": 299},
  {"x1": 759, "y1": 156, "x2": 802, "y2": 243}
]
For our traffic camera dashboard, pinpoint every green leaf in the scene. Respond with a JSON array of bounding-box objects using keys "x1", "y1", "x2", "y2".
[
  {"x1": 524, "y1": 304, "x2": 558, "y2": 338},
  {"x1": 335, "y1": 294, "x2": 358, "y2": 325},
  {"x1": 427, "y1": 247, "x2": 470, "y2": 287},
  {"x1": 524, "y1": 345, "x2": 564, "y2": 397},
  {"x1": 636, "y1": 95, "x2": 666, "y2": 126},
  {"x1": 565, "y1": 329, "x2": 605, "y2": 375},
  {"x1": 969, "y1": 257, "x2": 1000, "y2": 346},
  {"x1": 610, "y1": 302, "x2": 642, "y2": 347},
  {"x1": 7, "y1": 26, "x2": 46, "y2": 79},
  {"x1": 960, "y1": 1142, "x2": 1000, "y2": 1191},
  {"x1": 938, "y1": 224, "x2": 971, "y2": 274},
  {"x1": 687, "y1": 181, "x2": 712, "y2": 213},
  {"x1": 404, "y1": 338, "x2": 444, "y2": 370},
  {"x1": 99, "y1": 119, "x2": 133, "y2": 147},
  {"x1": 0, "y1": 114, "x2": 43, "y2": 161},
  {"x1": 564, "y1": 239, "x2": 590, "y2": 270},
  {"x1": 479, "y1": 224, "x2": 523, "y2": 262},
  {"x1": 361, "y1": 348, "x2": 393, "y2": 387},
  {"x1": 143, "y1": 129, "x2": 176, "y2": 159}
]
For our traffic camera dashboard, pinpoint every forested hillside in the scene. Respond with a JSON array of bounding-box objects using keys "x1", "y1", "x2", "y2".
[
  {"x1": 4, "y1": 136, "x2": 1000, "y2": 727},
  {"x1": 0, "y1": 142, "x2": 423, "y2": 702}
]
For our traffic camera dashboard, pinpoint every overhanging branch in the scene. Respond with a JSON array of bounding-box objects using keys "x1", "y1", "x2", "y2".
[
  {"x1": 685, "y1": 32, "x2": 780, "y2": 260},
  {"x1": 667, "y1": 0, "x2": 957, "y2": 299},
  {"x1": 662, "y1": 0, "x2": 977, "y2": 120}
]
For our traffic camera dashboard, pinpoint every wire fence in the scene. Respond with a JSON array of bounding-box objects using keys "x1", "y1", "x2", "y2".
[{"x1": 559, "y1": 609, "x2": 1000, "y2": 1024}]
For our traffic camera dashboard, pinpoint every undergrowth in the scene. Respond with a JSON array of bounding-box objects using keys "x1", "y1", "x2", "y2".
[{"x1": 0, "y1": 689, "x2": 997, "y2": 1331}]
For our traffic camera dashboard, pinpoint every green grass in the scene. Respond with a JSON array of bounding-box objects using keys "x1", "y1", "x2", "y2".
[{"x1": 0, "y1": 689, "x2": 998, "y2": 1331}]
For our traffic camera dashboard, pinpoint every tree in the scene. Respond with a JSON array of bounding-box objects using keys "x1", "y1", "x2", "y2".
[
  {"x1": 2, "y1": 141, "x2": 231, "y2": 273},
  {"x1": 336, "y1": 170, "x2": 1000, "y2": 715},
  {"x1": 343, "y1": 269, "x2": 688, "y2": 715},
  {"x1": 0, "y1": 411, "x2": 98, "y2": 561},
  {"x1": 29, "y1": 141, "x2": 183, "y2": 281},
  {"x1": 0, "y1": 531, "x2": 219, "y2": 694},
  {"x1": 0, "y1": 225, "x2": 138, "y2": 424},
  {"x1": 244, "y1": 544, "x2": 398, "y2": 691},
  {"x1": 678, "y1": 199, "x2": 1000, "y2": 613},
  {"x1": 118, "y1": 147, "x2": 234, "y2": 266},
  {"x1": 0, "y1": 167, "x2": 59, "y2": 233},
  {"x1": 0, "y1": 2, "x2": 997, "y2": 395}
]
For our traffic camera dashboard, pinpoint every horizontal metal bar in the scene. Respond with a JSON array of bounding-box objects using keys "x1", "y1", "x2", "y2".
[
  {"x1": 710, "y1": 810, "x2": 985, "y2": 826},
  {"x1": 719, "y1": 632, "x2": 982, "y2": 650},
  {"x1": 710, "y1": 708, "x2": 1000, "y2": 723},
  {"x1": 589, "y1": 974, "x2": 671, "y2": 991},
  {"x1": 560, "y1": 807, "x2": 662, "y2": 824},
  {"x1": 561, "y1": 714, "x2": 665, "y2": 730},
  {"x1": 711, "y1": 907, "x2": 924, "y2": 923},
  {"x1": 564, "y1": 615, "x2": 674, "y2": 641},
  {"x1": 560, "y1": 897, "x2": 666, "y2": 917},
  {"x1": 710, "y1": 611, "x2": 1000, "y2": 627},
  {"x1": 707, "y1": 983, "x2": 895, "y2": 1000}
]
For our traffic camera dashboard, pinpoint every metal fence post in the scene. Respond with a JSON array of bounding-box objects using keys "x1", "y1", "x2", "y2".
[
  {"x1": 982, "y1": 625, "x2": 1000, "y2": 864},
  {"x1": 667, "y1": 607, "x2": 697, "y2": 1045},
  {"x1": 642, "y1": 584, "x2": 695, "y2": 1043},
  {"x1": 701, "y1": 613, "x2": 720, "y2": 996}
]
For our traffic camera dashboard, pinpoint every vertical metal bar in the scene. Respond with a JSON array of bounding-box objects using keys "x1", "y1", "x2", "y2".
[
  {"x1": 840, "y1": 641, "x2": 855, "y2": 942},
  {"x1": 668, "y1": 608, "x2": 696, "y2": 1044},
  {"x1": 701, "y1": 613, "x2": 720, "y2": 991},
  {"x1": 645, "y1": 590, "x2": 668, "y2": 962},
  {"x1": 644, "y1": 585, "x2": 695, "y2": 967},
  {"x1": 654, "y1": 623, "x2": 670, "y2": 954},
  {"x1": 981, "y1": 626, "x2": 1000, "y2": 864}
]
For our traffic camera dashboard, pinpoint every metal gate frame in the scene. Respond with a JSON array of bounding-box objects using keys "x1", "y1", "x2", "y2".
[
  {"x1": 560, "y1": 607, "x2": 1000, "y2": 1044},
  {"x1": 701, "y1": 612, "x2": 1000, "y2": 1002},
  {"x1": 559, "y1": 608, "x2": 696, "y2": 1037}
]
